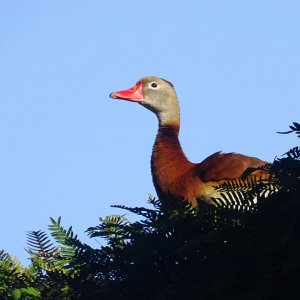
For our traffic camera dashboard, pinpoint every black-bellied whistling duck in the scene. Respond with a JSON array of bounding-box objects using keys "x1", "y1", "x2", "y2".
[{"x1": 110, "y1": 77, "x2": 268, "y2": 208}]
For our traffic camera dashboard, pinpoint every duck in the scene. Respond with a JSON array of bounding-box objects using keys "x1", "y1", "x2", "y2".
[{"x1": 109, "y1": 76, "x2": 268, "y2": 208}]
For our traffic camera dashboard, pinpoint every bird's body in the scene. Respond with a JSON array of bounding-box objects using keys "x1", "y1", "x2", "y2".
[{"x1": 110, "y1": 77, "x2": 268, "y2": 208}]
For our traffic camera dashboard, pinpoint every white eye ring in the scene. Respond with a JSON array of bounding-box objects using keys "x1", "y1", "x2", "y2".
[{"x1": 149, "y1": 82, "x2": 159, "y2": 89}]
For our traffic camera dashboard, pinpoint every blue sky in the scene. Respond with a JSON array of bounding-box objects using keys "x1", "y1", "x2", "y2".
[{"x1": 0, "y1": 1, "x2": 299, "y2": 264}]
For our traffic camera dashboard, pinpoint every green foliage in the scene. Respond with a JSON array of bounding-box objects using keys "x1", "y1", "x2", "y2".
[
  {"x1": 0, "y1": 250, "x2": 40, "y2": 299},
  {"x1": 0, "y1": 122, "x2": 300, "y2": 299}
]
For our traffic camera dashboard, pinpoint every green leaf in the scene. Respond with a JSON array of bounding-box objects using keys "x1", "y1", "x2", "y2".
[{"x1": 11, "y1": 289, "x2": 21, "y2": 300}]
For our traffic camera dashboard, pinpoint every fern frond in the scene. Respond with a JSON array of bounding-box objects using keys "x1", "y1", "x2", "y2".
[
  {"x1": 0, "y1": 250, "x2": 24, "y2": 271},
  {"x1": 211, "y1": 193, "x2": 256, "y2": 212},
  {"x1": 241, "y1": 163, "x2": 272, "y2": 179},
  {"x1": 87, "y1": 215, "x2": 131, "y2": 248},
  {"x1": 0, "y1": 249, "x2": 34, "y2": 286},
  {"x1": 48, "y1": 217, "x2": 78, "y2": 245},
  {"x1": 112, "y1": 204, "x2": 159, "y2": 219},
  {"x1": 147, "y1": 194, "x2": 164, "y2": 210},
  {"x1": 211, "y1": 176, "x2": 279, "y2": 212},
  {"x1": 215, "y1": 177, "x2": 258, "y2": 193},
  {"x1": 48, "y1": 217, "x2": 86, "y2": 262},
  {"x1": 283, "y1": 146, "x2": 300, "y2": 160},
  {"x1": 27, "y1": 230, "x2": 57, "y2": 257},
  {"x1": 277, "y1": 122, "x2": 300, "y2": 138},
  {"x1": 113, "y1": 196, "x2": 196, "y2": 221},
  {"x1": 0, "y1": 249, "x2": 10, "y2": 263}
]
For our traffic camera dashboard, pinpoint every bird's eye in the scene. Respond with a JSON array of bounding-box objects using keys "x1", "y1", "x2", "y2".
[{"x1": 150, "y1": 82, "x2": 158, "y2": 88}]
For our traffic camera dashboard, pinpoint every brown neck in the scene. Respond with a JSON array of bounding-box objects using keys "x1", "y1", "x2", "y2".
[{"x1": 151, "y1": 124, "x2": 195, "y2": 199}]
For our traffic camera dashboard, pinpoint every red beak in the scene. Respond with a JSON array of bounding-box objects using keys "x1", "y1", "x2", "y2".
[{"x1": 109, "y1": 83, "x2": 144, "y2": 103}]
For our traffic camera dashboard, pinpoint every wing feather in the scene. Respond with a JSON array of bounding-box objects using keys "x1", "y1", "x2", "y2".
[{"x1": 196, "y1": 151, "x2": 267, "y2": 182}]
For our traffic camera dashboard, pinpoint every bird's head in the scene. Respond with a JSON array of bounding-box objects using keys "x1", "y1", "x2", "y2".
[{"x1": 110, "y1": 76, "x2": 180, "y2": 125}]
